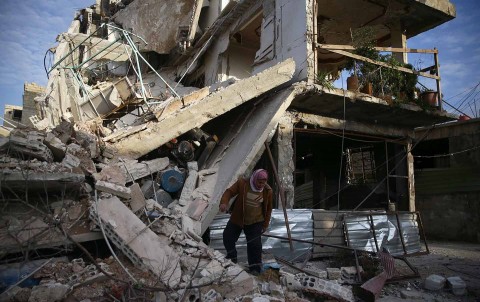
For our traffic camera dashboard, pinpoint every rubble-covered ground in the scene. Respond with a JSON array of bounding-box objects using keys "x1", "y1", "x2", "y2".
[{"x1": 1, "y1": 122, "x2": 479, "y2": 301}]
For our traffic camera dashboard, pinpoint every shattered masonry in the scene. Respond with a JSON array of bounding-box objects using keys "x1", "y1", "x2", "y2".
[{"x1": 0, "y1": 0, "x2": 460, "y2": 300}]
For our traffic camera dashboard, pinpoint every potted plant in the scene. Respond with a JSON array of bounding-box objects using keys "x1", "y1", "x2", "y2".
[
  {"x1": 418, "y1": 87, "x2": 438, "y2": 107},
  {"x1": 344, "y1": 27, "x2": 379, "y2": 93}
]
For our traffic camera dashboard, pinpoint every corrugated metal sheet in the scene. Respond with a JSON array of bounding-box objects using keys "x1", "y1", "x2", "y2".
[
  {"x1": 210, "y1": 209, "x2": 313, "y2": 262},
  {"x1": 344, "y1": 212, "x2": 422, "y2": 255}
]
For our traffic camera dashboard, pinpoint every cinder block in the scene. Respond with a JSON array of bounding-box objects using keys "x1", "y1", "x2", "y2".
[
  {"x1": 424, "y1": 274, "x2": 446, "y2": 291},
  {"x1": 326, "y1": 267, "x2": 341, "y2": 280},
  {"x1": 400, "y1": 289, "x2": 423, "y2": 300},
  {"x1": 447, "y1": 276, "x2": 467, "y2": 295}
]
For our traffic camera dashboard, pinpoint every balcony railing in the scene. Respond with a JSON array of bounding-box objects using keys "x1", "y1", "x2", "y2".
[{"x1": 315, "y1": 43, "x2": 443, "y2": 111}]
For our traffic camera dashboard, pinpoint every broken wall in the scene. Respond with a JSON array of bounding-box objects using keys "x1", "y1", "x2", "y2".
[
  {"x1": 22, "y1": 83, "x2": 45, "y2": 127},
  {"x1": 113, "y1": 0, "x2": 204, "y2": 54},
  {"x1": 252, "y1": 0, "x2": 312, "y2": 81}
]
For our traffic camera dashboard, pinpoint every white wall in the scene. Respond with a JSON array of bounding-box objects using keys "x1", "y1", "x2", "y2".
[{"x1": 253, "y1": 0, "x2": 310, "y2": 81}]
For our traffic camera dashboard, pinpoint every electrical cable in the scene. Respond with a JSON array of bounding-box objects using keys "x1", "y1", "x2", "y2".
[{"x1": 413, "y1": 145, "x2": 480, "y2": 158}]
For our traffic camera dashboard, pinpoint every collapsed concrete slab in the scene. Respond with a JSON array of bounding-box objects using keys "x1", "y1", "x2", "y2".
[
  {"x1": 181, "y1": 83, "x2": 305, "y2": 236},
  {"x1": 91, "y1": 196, "x2": 182, "y2": 288},
  {"x1": 110, "y1": 58, "x2": 295, "y2": 159}
]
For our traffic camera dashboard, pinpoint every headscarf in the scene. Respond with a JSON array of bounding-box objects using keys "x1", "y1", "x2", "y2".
[{"x1": 250, "y1": 169, "x2": 268, "y2": 192}]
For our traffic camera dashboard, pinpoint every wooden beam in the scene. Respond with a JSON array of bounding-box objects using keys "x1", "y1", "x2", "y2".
[
  {"x1": 326, "y1": 49, "x2": 440, "y2": 80},
  {"x1": 316, "y1": 43, "x2": 438, "y2": 54}
]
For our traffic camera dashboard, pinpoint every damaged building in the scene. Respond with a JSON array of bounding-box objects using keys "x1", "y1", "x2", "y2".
[{"x1": 1, "y1": 0, "x2": 466, "y2": 301}]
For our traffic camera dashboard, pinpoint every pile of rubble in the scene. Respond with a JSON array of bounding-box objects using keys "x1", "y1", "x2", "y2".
[{"x1": 0, "y1": 117, "x2": 359, "y2": 301}]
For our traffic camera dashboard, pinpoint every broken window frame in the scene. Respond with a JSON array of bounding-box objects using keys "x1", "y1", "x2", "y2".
[{"x1": 346, "y1": 146, "x2": 377, "y2": 185}]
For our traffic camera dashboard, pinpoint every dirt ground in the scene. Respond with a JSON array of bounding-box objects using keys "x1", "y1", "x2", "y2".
[{"x1": 378, "y1": 241, "x2": 480, "y2": 301}]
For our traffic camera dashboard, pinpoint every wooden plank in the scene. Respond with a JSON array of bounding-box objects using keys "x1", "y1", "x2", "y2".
[
  {"x1": 316, "y1": 43, "x2": 438, "y2": 54},
  {"x1": 326, "y1": 49, "x2": 440, "y2": 80}
]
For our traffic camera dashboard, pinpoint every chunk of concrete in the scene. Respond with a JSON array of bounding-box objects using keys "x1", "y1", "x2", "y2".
[
  {"x1": 44, "y1": 132, "x2": 66, "y2": 160},
  {"x1": 95, "y1": 180, "x2": 131, "y2": 199},
  {"x1": 178, "y1": 170, "x2": 198, "y2": 206},
  {"x1": 111, "y1": 59, "x2": 295, "y2": 159},
  {"x1": 424, "y1": 274, "x2": 446, "y2": 291},
  {"x1": 29, "y1": 283, "x2": 69, "y2": 302},
  {"x1": 447, "y1": 276, "x2": 467, "y2": 295},
  {"x1": 94, "y1": 164, "x2": 127, "y2": 185},
  {"x1": 129, "y1": 183, "x2": 146, "y2": 213},
  {"x1": 400, "y1": 289, "x2": 424, "y2": 300},
  {"x1": 92, "y1": 196, "x2": 181, "y2": 287},
  {"x1": 327, "y1": 267, "x2": 341, "y2": 280},
  {"x1": 221, "y1": 265, "x2": 255, "y2": 299},
  {"x1": 118, "y1": 158, "x2": 170, "y2": 183}
]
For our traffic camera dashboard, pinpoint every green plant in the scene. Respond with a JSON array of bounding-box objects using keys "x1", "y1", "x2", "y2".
[
  {"x1": 344, "y1": 27, "x2": 418, "y2": 102},
  {"x1": 315, "y1": 70, "x2": 335, "y2": 90}
]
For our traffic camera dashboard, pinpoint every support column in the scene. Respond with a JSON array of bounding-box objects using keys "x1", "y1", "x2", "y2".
[
  {"x1": 407, "y1": 139, "x2": 416, "y2": 211},
  {"x1": 394, "y1": 144, "x2": 408, "y2": 210},
  {"x1": 276, "y1": 114, "x2": 295, "y2": 208},
  {"x1": 391, "y1": 26, "x2": 408, "y2": 64}
]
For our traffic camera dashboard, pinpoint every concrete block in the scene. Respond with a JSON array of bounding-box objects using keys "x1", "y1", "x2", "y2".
[
  {"x1": 29, "y1": 283, "x2": 69, "y2": 302},
  {"x1": 129, "y1": 183, "x2": 146, "y2": 213},
  {"x1": 295, "y1": 275, "x2": 354, "y2": 302},
  {"x1": 62, "y1": 153, "x2": 81, "y2": 168},
  {"x1": 44, "y1": 132, "x2": 66, "y2": 160},
  {"x1": 91, "y1": 196, "x2": 181, "y2": 287},
  {"x1": 94, "y1": 164, "x2": 126, "y2": 185},
  {"x1": 179, "y1": 170, "x2": 198, "y2": 206},
  {"x1": 203, "y1": 289, "x2": 220, "y2": 302},
  {"x1": 95, "y1": 180, "x2": 131, "y2": 199},
  {"x1": 447, "y1": 276, "x2": 467, "y2": 295},
  {"x1": 187, "y1": 161, "x2": 198, "y2": 171},
  {"x1": 327, "y1": 267, "x2": 341, "y2": 280},
  {"x1": 304, "y1": 263, "x2": 328, "y2": 279},
  {"x1": 186, "y1": 198, "x2": 208, "y2": 221},
  {"x1": 341, "y1": 266, "x2": 363, "y2": 284},
  {"x1": 118, "y1": 157, "x2": 170, "y2": 183},
  {"x1": 424, "y1": 274, "x2": 446, "y2": 291},
  {"x1": 219, "y1": 265, "x2": 255, "y2": 299},
  {"x1": 400, "y1": 289, "x2": 423, "y2": 300}
]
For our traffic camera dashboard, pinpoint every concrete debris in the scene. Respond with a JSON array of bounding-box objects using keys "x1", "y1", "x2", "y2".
[
  {"x1": 95, "y1": 180, "x2": 132, "y2": 199},
  {"x1": 327, "y1": 267, "x2": 342, "y2": 280},
  {"x1": 424, "y1": 274, "x2": 446, "y2": 291},
  {"x1": 447, "y1": 276, "x2": 466, "y2": 295},
  {"x1": 28, "y1": 283, "x2": 70, "y2": 302}
]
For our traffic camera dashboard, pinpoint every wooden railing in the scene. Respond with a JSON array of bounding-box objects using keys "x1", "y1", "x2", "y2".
[{"x1": 315, "y1": 43, "x2": 443, "y2": 110}]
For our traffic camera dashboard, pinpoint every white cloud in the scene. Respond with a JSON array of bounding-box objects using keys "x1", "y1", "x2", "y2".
[{"x1": 0, "y1": 0, "x2": 92, "y2": 109}]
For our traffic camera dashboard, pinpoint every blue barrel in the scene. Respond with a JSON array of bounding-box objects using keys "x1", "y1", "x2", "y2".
[{"x1": 160, "y1": 169, "x2": 185, "y2": 193}]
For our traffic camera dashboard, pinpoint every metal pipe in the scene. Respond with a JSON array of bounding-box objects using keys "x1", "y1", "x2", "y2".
[
  {"x1": 434, "y1": 49, "x2": 443, "y2": 111},
  {"x1": 385, "y1": 141, "x2": 390, "y2": 204},
  {"x1": 264, "y1": 141, "x2": 294, "y2": 252},
  {"x1": 369, "y1": 214, "x2": 380, "y2": 252},
  {"x1": 395, "y1": 212, "x2": 407, "y2": 255},
  {"x1": 262, "y1": 233, "x2": 376, "y2": 254},
  {"x1": 122, "y1": 31, "x2": 181, "y2": 100},
  {"x1": 124, "y1": 33, "x2": 148, "y2": 105},
  {"x1": 416, "y1": 211, "x2": 430, "y2": 254},
  {"x1": 75, "y1": 37, "x2": 123, "y2": 69},
  {"x1": 106, "y1": 23, "x2": 147, "y2": 44}
]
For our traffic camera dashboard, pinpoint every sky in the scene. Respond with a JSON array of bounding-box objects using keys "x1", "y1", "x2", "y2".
[{"x1": 0, "y1": 0, "x2": 479, "y2": 118}]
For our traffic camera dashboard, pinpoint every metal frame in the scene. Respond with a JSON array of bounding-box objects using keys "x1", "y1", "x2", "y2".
[{"x1": 344, "y1": 211, "x2": 430, "y2": 257}]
